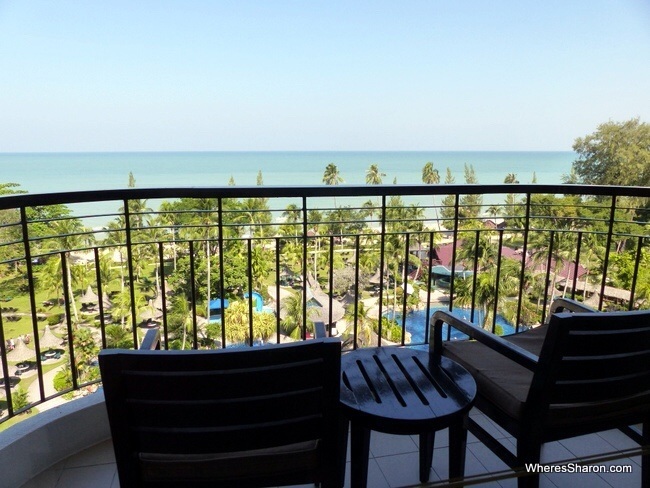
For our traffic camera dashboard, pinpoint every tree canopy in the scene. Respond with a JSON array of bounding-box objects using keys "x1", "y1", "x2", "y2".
[{"x1": 571, "y1": 118, "x2": 650, "y2": 187}]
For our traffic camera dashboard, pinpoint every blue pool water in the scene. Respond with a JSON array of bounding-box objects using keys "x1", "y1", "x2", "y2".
[{"x1": 388, "y1": 307, "x2": 515, "y2": 344}]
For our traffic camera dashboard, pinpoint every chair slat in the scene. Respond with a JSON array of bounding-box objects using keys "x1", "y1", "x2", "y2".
[
  {"x1": 135, "y1": 414, "x2": 325, "y2": 453},
  {"x1": 125, "y1": 388, "x2": 326, "y2": 429},
  {"x1": 121, "y1": 358, "x2": 327, "y2": 400},
  {"x1": 549, "y1": 372, "x2": 650, "y2": 404},
  {"x1": 555, "y1": 351, "x2": 650, "y2": 380},
  {"x1": 563, "y1": 327, "x2": 650, "y2": 356}
]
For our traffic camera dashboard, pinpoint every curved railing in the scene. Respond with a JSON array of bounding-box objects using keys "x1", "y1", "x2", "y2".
[{"x1": 0, "y1": 183, "x2": 648, "y2": 423}]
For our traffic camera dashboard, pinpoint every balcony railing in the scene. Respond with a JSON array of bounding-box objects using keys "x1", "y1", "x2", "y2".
[{"x1": 0, "y1": 183, "x2": 648, "y2": 423}]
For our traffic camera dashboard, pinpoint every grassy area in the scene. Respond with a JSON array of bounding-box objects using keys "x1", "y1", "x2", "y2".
[
  {"x1": 0, "y1": 356, "x2": 68, "y2": 431},
  {"x1": 1, "y1": 272, "x2": 67, "y2": 339},
  {"x1": 0, "y1": 407, "x2": 40, "y2": 431}
]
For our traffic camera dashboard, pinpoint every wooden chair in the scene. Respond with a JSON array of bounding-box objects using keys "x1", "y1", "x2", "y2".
[
  {"x1": 431, "y1": 299, "x2": 650, "y2": 487},
  {"x1": 99, "y1": 329, "x2": 346, "y2": 488}
]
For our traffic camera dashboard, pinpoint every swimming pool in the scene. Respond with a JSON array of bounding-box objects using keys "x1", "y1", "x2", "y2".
[{"x1": 387, "y1": 307, "x2": 515, "y2": 344}]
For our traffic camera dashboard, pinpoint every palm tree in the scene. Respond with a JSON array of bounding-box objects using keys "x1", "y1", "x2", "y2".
[
  {"x1": 502, "y1": 173, "x2": 520, "y2": 228},
  {"x1": 280, "y1": 291, "x2": 314, "y2": 340},
  {"x1": 322, "y1": 163, "x2": 343, "y2": 186},
  {"x1": 111, "y1": 288, "x2": 145, "y2": 330},
  {"x1": 365, "y1": 164, "x2": 385, "y2": 185},
  {"x1": 123, "y1": 173, "x2": 152, "y2": 232},
  {"x1": 458, "y1": 232, "x2": 498, "y2": 272},
  {"x1": 454, "y1": 259, "x2": 521, "y2": 331},
  {"x1": 188, "y1": 198, "x2": 219, "y2": 320},
  {"x1": 344, "y1": 300, "x2": 373, "y2": 347},
  {"x1": 579, "y1": 233, "x2": 604, "y2": 298},
  {"x1": 459, "y1": 164, "x2": 483, "y2": 223},
  {"x1": 281, "y1": 203, "x2": 302, "y2": 237},
  {"x1": 422, "y1": 161, "x2": 441, "y2": 230},
  {"x1": 37, "y1": 257, "x2": 64, "y2": 304},
  {"x1": 439, "y1": 168, "x2": 457, "y2": 230},
  {"x1": 223, "y1": 300, "x2": 276, "y2": 345},
  {"x1": 486, "y1": 205, "x2": 501, "y2": 219},
  {"x1": 529, "y1": 231, "x2": 575, "y2": 308},
  {"x1": 365, "y1": 164, "x2": 385, "y2": 222},
  {"x1": 47, "y1": 218, "x2": 91, "y2": 324},
  {"x1": 323, "y1": 163, "x2": 343, "y2": 208},
  {"x1": 504, "y1": 173, "x2": 519, "y2": 184},
  {"x1": 105, "y1": 324, "x2": 132, "y2": 349}
]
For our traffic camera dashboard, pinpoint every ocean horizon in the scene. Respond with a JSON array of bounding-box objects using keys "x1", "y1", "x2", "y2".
[{"x1": 1, "y1": 151, "x2": 575, "y2": 196}]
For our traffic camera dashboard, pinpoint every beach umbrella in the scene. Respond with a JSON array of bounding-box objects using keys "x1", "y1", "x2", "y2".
[
  {"x1": 7, "y1": 338, "x2": 35, "y2": 362},
  {"x1": 369, "y1": 269, "x2": 382, "y2": 285},
  {"x1": 140, "y1": 300, "x2": 163, "y2": 321},
  {"x1": 81, "y1": 285, "x2": 99, "y2": 305},
  {"x1": 39, "y1": 325, "x2": 63, "y2": 350},
  {"x1": 102, "y1": 293, "x2": 113, "y2": 310},
  {"x1": 153, "y1": 293, "x2": 165, "y2": 311}
]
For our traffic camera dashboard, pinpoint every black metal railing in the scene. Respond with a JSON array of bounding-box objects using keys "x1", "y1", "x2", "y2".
[{"x1": 0, "y1": 184, "x2": 648, "y2": 422}]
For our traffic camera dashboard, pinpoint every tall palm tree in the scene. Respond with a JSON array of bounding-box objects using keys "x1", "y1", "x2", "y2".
[
  {"x1": 280, "y1": 291, "x2": 314, "y2": 340},
  {"x1": 457, "y1": 232, "x2": 498, "y2": 271},
  {"x1": 323, "y1": 163, "x2": 343, "y2": 186},
  {"x1": 529, "y1": 231, "x2": 575, "y2": 307},
  {"x1": 48, "y1": 218, "x2": 91, "y2": 324},
  {"x1": 281, "y1": 203, "x2": 301, "y2": 237},
  {"x1": 502, "y1": 173, "x2": 520, "y2": 228},
  {"x1": 365, "y1": 164, "x2": 385, "y2": 222},
  {"x1": 344, "y1": 300, "x2": 373, "y2": 347},
  {"x1": 37, "y1": 257, "x2": 64, "y2": 304},
  {"x1": 323, "y1": 163, "x2": 343, "y2": 208},
  {"x1": 189, "y1": 198, "x2": 219, "y2": 320},
  {"x1": 422, "y1": 161, "x2": 441, "y2": 230},
  {"x1": 486, "y1": 205, "x2": 501, "y2": 219},
  {"x1": 365, "y1": 164, "x2": 385, "y2": 185},
  {"x1": 439, "y1": 168, "x2": 457, "y2": 230},
  {"x1": 454, "y1": 259, "x2": 521, "y2": 331},
  {"x1": 168, "y1": 295, "x2": 193, "y2": 349}
]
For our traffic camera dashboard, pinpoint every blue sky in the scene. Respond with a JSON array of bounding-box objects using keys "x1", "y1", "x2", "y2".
[{"x1": 1, "y1": 0, "x2": 649, "y2": 152}]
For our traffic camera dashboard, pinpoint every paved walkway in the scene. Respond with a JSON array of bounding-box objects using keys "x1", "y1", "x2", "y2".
[{"x1": 26, "y1": 363, "x2": 68, "y2": 412}]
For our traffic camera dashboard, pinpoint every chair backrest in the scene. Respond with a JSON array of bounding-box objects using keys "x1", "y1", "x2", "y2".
[
  {"x1": 526, "y1": 310, "x2": 650, "y2": 428},
  {"x1": 99, "y1": 337, "x2": 342, "y2": 488}
]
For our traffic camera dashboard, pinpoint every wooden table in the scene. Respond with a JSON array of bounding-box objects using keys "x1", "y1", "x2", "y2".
[{"x1": 340, "y1": 347, "x2": 476, "y2": 487}]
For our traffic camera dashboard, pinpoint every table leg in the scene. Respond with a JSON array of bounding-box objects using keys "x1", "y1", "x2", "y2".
[
  {"x1": 448, "y1": 416, "x2": 468, "y2": 480},
  {"x1": 350, "y1": 422, "x2": 371, "y2": 488},
  {"x1": 418, "y1": 431, "x2": 436, "y2": 482}
]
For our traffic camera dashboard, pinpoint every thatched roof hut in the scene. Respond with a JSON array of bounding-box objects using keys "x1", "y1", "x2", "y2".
[
  {"x1": 7, "y1": 338, "x2": 35, "y2": 362},
  {"x1": 81, "y1": 286, "x2": 99, "y2": 305},
  {"x1": 39, "y1": 325, "x2": 63, "y2": 350}
]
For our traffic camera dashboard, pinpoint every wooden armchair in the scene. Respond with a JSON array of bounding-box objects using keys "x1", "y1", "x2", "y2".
[
  {"x1": 431, "y1": 299, "x2": 650, "y2": 487},
  {"x1": 99, "y1": 329, "x2": 346, "y2": 488}
]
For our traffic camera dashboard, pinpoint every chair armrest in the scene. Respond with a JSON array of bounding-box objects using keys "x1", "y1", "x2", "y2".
[
  {"x1": 140, "y1": 328, "x2": 161, "y2": 350},
  {"x1": 549, "y1": 298, "x2": 598, "y2": 315},
  {"x1": 430, "y1": 310, "x2": 538, "y2": 371}
]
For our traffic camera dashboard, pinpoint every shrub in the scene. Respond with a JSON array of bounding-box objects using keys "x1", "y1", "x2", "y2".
[
  {"x1": 47, "y1": 313, "x2": 63, "y2": 326},
  {"x1": 12, "y1": 387, "x2": 30, "y2": 413}
]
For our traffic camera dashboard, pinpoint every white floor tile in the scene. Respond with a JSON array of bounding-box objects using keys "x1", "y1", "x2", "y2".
[{"x1": 55, "y1": 464, "x2": 117, "y2": 488}]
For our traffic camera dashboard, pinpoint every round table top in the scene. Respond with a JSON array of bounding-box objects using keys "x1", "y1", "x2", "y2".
[{"x1": 340, "y1": 347, "x2": 476, "y2": 434}]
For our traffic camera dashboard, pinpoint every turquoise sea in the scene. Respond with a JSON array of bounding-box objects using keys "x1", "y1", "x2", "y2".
[
  {"x1": 0, "y1": 151, "x2": 575, "y2": 224},
  {"x1": 0, "y1": 151, "x2": 574, "y2": 193}
]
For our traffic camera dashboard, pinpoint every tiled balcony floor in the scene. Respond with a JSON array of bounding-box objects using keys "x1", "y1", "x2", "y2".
[{"x1": 21, "y1": 410, "x2": 643, "y2": 488}]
